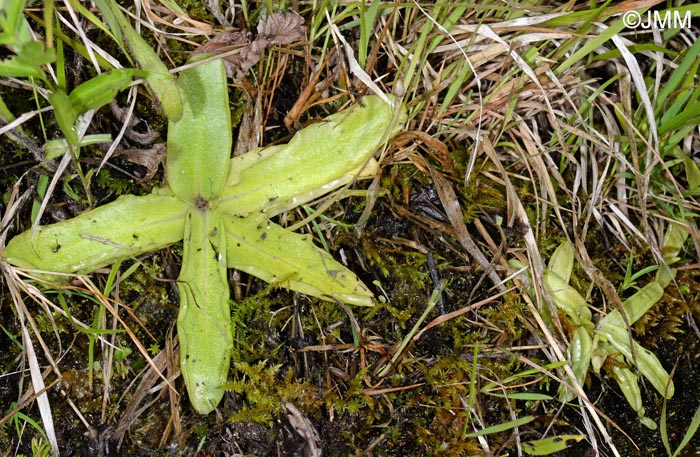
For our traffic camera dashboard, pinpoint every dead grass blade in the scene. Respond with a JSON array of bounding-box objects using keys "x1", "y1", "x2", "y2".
[
  {"x1": 328, "y1": 16, "x2": 392, "y2": 104},
  {"x1": 428, "y1": 167, "x2": 506, "y2": 292},
  {"x1": 139, "y1": 0, "x2": 214, "y2": 35},
  {"x1": 2, "y1": 264, "x2": 60, "y2": 456},
  {"x1": 113, "y1": 346, "x2": 176, "y2": 448},
  {"x1": 285, "y1": 402, "x2": 321, "y2": 457},
  {"x1": 414, "y1": 287, "x2": 512, "y2": 344},
  {"x1": 610, "y1": 32, "x2": 662, "y2": 258}
]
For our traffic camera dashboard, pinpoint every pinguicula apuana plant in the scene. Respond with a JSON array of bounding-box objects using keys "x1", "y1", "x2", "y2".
[{"x1": 3, "y1": 55, "x2": 407, "y2": 413}]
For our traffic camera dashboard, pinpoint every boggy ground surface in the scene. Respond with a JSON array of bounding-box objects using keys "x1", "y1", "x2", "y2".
[{"x1": 2, "y1": 1, "x2": 700, "y2": 456}]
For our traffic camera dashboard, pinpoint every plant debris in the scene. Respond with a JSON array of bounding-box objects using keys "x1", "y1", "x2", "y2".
[{"x1": 195, "y1": 11, "x2": 306, "y2": 80}]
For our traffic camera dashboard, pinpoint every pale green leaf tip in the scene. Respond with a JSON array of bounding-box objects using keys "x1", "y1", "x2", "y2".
[
  {"x1": 189, "y1": 387, "x2": 224, "y2": 415},
  {"x1": 331, "y1": 292, "x2": 375, "y2": 307}
]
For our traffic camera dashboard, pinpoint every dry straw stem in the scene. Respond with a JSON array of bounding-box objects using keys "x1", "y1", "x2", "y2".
[
  {"x1": 2, "y1": 266, "x2": 59, "y2": 456},
  {"x1": 396, "y1": 2, "x2": 690, "y2": 455}
]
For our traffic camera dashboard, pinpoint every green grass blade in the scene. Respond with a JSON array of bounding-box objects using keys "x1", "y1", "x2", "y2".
[
  {"x1": 556, "y1": 7, "x2": 645, "y2": 74},
  {"x1": 672, "y1": 405, "x2": 700, "y2": 457},
  {"x1": 465, "y1": 415, "x2": 534, "y2": 438},
  {"x1": 93, "y1": 0, "x2": 182, "y2": 121}
]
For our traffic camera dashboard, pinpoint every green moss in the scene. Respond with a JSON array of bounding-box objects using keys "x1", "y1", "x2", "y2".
[{"x1": 225, "y1": 361, "x2": 323, "y2": 425}]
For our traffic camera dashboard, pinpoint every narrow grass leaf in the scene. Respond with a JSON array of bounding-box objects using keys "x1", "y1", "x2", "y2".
[
  {"x1": 16, "y1": 303, "x2": 59, "y2": 455},
  {"x1": 486, "y1": 392, "x2": 553, "y2": 401},
  {"x1": 358, "y1": 0, "x2": 382, "y2": 67},
  {"x1": 481, "y1": 362, "x2": 568, "y2": 392},
  {"x1": 661, "y1": 396, "x2": 672, "y2": 456},
  {"x1": 466, "y1": 415, "x2": 534, "y2": 438},
  {"x1": 441, "y1": 60, "x2": 471, "y2": 113},
  {"x1": 16, "y1": 411, "x2": 52, "y2": 443},
  {"x1": 93, "y1": 0, "x2": 182, "y2": 121},
  {"x1": 65, "y1": 0, "x2": 121, "y2": 48},
  {"x1": 47, "y1": 89, "x2": 78, "y2": 145},
  {"x1": 672, "y1": 405, "x2": 700, "y2": 457},
  {"x1": 659, "y1": 102, "x2": 700, "y2": 136},
  {"x1": 377, "y1": 285, "x2": 440, "y2": 377},
  {"x1": 656, "y1": 35, "x2": 700, "y2": 113},
  {"x1": 55, "y1": 294, "x2": 123, "y2": 335},
  {"x1": 611, "y1": 34, "x2": 658, "y2": 149},
  {"x1": 556, "y1": 12, "x2": 635, "y2": 74}
]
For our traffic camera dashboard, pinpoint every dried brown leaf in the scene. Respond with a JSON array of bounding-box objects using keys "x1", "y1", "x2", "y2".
[
  {"x1": 428, "y1": 167, "x2": 506, "y2": 292},
  {"x1": 114, "y1": 143, "x2": 165, "y2": 181},
  {"x1": 285, "y1": 402, "x2": 321, "y2": 457},
  {"x1": 194, "y1": 30, "x2": 251, "y2": 54},
  {"x1": 258, "y1": 11, "x2": 306, "y2": 45},
  {"x1": 225, "y1": 39, "x2": 268, "y2": 80},
  {"x1": 195, "y1": 12, "x2": 306, "y2": 81}
]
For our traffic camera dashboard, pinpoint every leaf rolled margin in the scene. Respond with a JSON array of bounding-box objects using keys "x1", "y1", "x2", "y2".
[
  {"x1": 224, "y1": 215, "x2": 373, "y2": 307},
  {"x1": 177, "y1": 209, "x2": 232, "y2": 414},
  {"x1": 3, "y1": 194, "x2": 188, "y2": 275},
  {"x1": 219, "y1": 94, "x2": 406, "y2": 217},
  {"x1": 595, "y1": 320, "x2": 674, "y2": 398},
  {"x1": 166, "y1": 56, "x2": 231, "y2": 201}
]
